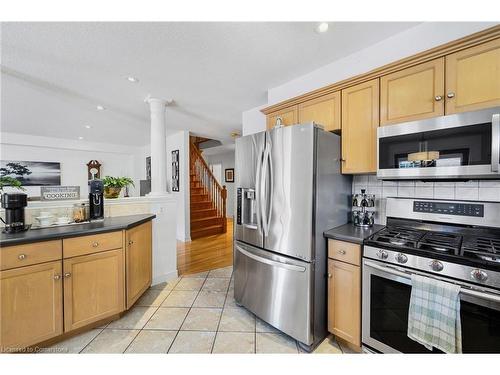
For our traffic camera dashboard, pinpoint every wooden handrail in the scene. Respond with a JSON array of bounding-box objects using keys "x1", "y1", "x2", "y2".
[{"x1": 190, "y1": 143, "x2": 227, "y2": 231}]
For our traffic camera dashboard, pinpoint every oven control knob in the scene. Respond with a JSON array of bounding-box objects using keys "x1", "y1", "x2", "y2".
[
  {"x1": 395, "y1": 253, "x2": 408, "y2": 264},
  {"x1": 429, "y1": 260, "x2": 444, "y2": 272},
  {"x1": 471, "y1": 269, "x2": 488, "y2": 282},
  {"x1": 376, "y1": 250, "x2": 388, "y2": 260}
]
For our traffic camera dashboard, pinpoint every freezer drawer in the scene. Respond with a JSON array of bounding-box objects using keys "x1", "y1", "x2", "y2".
[{"x1": 233, "y1": 240, "x2": 312, "y2": 345}]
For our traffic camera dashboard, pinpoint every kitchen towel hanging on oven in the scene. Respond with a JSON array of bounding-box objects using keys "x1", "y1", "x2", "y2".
[{"x1": 407, "y1": 274, "x2": 462, "y2": 353}]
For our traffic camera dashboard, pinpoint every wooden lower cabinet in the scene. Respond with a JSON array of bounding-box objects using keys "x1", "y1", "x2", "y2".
[
  {"x1": 125, "y1": 221, "x2": 152, "y2": 309},
  {"x1": 0, "y1": 261, "x2": 63, "y2": 350},
  {"x1": 327, "y1": 258, "x2": 361, "y2": 347},
  {"x1": 63, "y1": 248, "x2": 125, "y2": 331}
]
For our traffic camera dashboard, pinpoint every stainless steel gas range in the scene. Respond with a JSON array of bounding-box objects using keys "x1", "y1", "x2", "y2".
[{"x1": 362, "y1": 197, "x2": 500, "y2": 353}]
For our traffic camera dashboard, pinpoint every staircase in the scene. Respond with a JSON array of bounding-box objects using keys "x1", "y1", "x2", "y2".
[{"x1": 189, "y1": 143, "x2": 227, "y2": 239}]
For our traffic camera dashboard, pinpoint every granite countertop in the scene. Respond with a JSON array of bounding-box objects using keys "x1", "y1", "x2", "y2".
[
  {"x1": 0, "y1": 214, "x2": 156, "y2": 247},
  {"x1": 324, "y1": 223, "x2": 385, "y2": 244}
]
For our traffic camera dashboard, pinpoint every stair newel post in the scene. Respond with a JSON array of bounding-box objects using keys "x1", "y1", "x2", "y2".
[{"x1": 221, "y1": 185, "x2": 227, "y2": 232}]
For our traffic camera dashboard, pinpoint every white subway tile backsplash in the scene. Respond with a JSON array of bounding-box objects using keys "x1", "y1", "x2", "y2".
[
  {"x1": 455, "y1": 187, "x2": 479, "y2": 200},
  {"x1": 455, "y1": 181, "x2": 479, "y2": 187},
  {"x1": 479, "y1": 180, "x2": 500, "y2": 188},
  {"x1": 382, "y1": 186, "x2": 398, "y2": 198},
  {"x1": 353, "y1": 175, "x2": 368, "y2": 186},
  {"x1": 478, "y1": 187, "x2": 500, "y2": 201},
  {"x1": 397, "y1": 186, "x2": 415, "y2": 197},
  {"x1": 434, "y1": 181, "x2": 455, "y2": 187},
  {"x1": 415, "y1": 181, "x2": 434, "y2": 187},
  {"x1": 367, "y1": 187, "x2": 382, "y2": 198},
  {"x1": 415, "y1": 186, "x2": 434, "y2": 198},
  {"x1": 433, "y1": 186, "x2": 455, "y2": 199},
  {"x1": 398, "y1": 181, "x2": 415, "y2": 187},
  {"x1": 368, "y1": 175, "x2": 382, "y2": 186},
  {"x1": 382, "y1": 180, "x2": 397, "y2": 187}
]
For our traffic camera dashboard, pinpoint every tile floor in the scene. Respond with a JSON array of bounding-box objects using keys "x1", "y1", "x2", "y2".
[{"x1": 40, "y1": 266, "x2": 351, "y2": 354}]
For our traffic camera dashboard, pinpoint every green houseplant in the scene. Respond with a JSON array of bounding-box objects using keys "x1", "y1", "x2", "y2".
[
  {"x1": 102, "y1": 176, "x2": 134, "y2": 199},
  {"x1": 0, "y1": 176, "x2": 26, "y2": 193}
]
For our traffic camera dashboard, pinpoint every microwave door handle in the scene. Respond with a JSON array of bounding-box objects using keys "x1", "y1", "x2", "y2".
[
  {"x1": 365, "y1": 260, "x2": 500, "y2": 304},
  {"x1": 492, "y1": 113, "x2": 500, "y2": 172}
]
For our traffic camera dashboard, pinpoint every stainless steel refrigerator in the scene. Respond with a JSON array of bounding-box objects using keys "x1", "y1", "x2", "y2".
[{"x1": 233, "y1": 123, "x2": 351, "y2": 350}]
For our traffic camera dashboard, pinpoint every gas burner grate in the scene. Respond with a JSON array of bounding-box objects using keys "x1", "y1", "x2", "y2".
[
  {"x1": 417, "y1": 232, "x2": 462, "y2": 254},
  {"x1": 370, "y1": 226, "x2": 425, "y2": 248},
  {"x1": 461, "y1": 236, "x2": 500, "y2": 263}
]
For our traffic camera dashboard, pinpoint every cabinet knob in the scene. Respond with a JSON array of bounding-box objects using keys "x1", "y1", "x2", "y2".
[
  {"x1": 64, "y1": 272, "x2": 72, "y2": 278},
  {"x1": 340, "y1": 158, "x2": 346, "y2": 162},
  {"x1": 128, "y1": 240, "x2": 134, "y2": 245},
  {"x1": 54, "y1": 275, "x2": 61, "y2": 280},
  {"x1": 92, "y1": 241, "x2": 99, "y2": 248},
  {"x1": 447, "y1": 92, "x2": 455, "y2": 99},
  {"x1": 338, "y1": 250, "x2": 346, "y2": 255},
  {"x1": 18, "y1": 254, "x2": 27, "y2": 260},
  {"x1": 327, "y1": 273, "x2": 332, "y2": 278},
  {"x1": 434, "y1": 95, "x2": 443, "y2": 101}
]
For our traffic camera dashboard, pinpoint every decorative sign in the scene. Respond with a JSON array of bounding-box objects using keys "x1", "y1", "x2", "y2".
[
  {"x1": 40, "y1": 186, "x2": 80, "y2": 201},
  {"x1": 172, "y1": 150, "x2": 180, "y2": 192}
]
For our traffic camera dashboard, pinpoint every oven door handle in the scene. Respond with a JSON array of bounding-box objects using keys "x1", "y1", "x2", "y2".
[
  {"x1": 364, "y1": 260, "x2": 500, "y2": 304},
  {"x1": 492, "y1": 113, "x2": 500, "y2": 173}
]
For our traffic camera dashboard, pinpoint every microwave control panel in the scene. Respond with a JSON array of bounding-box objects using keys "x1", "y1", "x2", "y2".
[{"x1": 413, "y1": 201, "x2": 484, "y2": 217}]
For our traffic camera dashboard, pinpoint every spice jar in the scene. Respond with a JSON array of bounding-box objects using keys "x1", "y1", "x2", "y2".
[{"x1": 73, "y1": 203, "x2": 89, "y2": 223}]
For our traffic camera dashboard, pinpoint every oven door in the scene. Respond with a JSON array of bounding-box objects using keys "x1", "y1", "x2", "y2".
[
  {"x1": 377, "y1": 107, "x2": 500, "y2": 180},
  {"x1": 362, "y1": 258, "x2": 500, "y2": 353}
]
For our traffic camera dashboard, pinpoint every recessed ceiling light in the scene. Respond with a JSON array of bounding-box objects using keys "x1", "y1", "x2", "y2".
[
  {"x1": 96, "y1": 105, "x2": 106, "y2": 111},
  {"x1": 78, "y1": 136, "x2": 84, "y2": 140},
  {"x1": 315, "y1": 22, "x2": 329, "y2": 34},
  {"x1": 85, "y1": 125, "x2": 92, "y2": 129},
  {"x1": 127, "y1": 76, "x2": 139, "y2": 83}
]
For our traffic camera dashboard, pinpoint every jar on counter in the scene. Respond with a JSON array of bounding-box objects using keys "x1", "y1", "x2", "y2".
[{"x1": 72, "y1": 203, "x2": 89, "y2": 223}]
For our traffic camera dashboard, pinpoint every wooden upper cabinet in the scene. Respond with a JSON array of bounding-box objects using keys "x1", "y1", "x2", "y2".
[
  {"x1": 298, "y1": 91, "x2": 341, "y2": 132},
  {"x1": 1, "y1": 261, "x2": 63, "y2": 351},
  {"x1": 126, "y1": 221, "x2": 153, "y2": 309},
  {"x1": 63, "y1": 248, "x2": 125, "y2": 331},
  {"x1": 266, "y1": 105, "x2": 298, "y2": 129},
  {"x1": 341, "y1": 79, "x2": 380, "y2": 174},
  {"x1": 445, "y1": 38, "x2": 500, "y2": 114},
  {"x1": 327, "y1": 259, "x2": 361, "y2": 347},
  {"x1": 380, "y1": 58, "x2": 445, "y2": 125}
]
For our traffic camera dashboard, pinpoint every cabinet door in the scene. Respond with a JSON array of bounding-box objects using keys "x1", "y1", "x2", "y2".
[
  {"x1": 298, "y1": 91, "x2": 341, "y2": 132},
  {"x1": 266, "y1": 106, "x2": 298, "y2": 129},
  {"x1": 380, "y1": 58, "x2": 445, "y2": 125},
  {"x1": 446, "y1": 38, "x2": 500, "y2": 114},
  {"x1": 1, "y1": 261, "x2": 63, "y2": 350},
  {"x1": 327, "y1": 259, "x2": 361, "y2": 347},
  {"x1": 126, "y1": 221, "x2": 152, "y2": 309},
  {"x1": 63, "y1": 249, "x2": 124, "y2": 331},
  {"x1": 341, "y1": 79, "x2": 380, "y2": 174}
]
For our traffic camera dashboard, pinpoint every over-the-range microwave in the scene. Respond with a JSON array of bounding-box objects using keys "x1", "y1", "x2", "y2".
[{"x1": 377, "y1": 107, "x2": 500, "y2": 180}]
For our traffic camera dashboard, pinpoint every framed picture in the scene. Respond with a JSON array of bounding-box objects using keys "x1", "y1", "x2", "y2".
[
  {"x1": 225, "y1": 168, "x2": 234, "y2": 183},
  {"x1": 146, "y1": 156, "x2": 151, "y2": 180},
  {"x1": 0, "y1": 160, "x2": 61, "y2": 186},
  {"x1": 171, "y1": 150, "x2": 180, "y2": 192}
]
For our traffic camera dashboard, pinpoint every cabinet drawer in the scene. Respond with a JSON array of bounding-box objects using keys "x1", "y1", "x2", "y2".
[
  {"x1": 328, "y1": 239, "x2": 361, "y2": 266},
  {"x1": 63, "y1": 231, "x2": 123, "y2": 258},
  {"x1": 1, "y1": 240, "x2": 62, "y2": 271}
]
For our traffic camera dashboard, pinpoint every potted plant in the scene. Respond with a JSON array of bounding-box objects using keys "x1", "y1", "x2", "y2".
[
  {"x1": 0, "y1": 176, "x2": 26, "y2": 193},
  {"x1": 102, "y1": 176, "x2": 134, "y2": 199}
]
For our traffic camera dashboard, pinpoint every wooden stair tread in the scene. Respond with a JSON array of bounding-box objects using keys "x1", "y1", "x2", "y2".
[
  {"x1": 191, "y1": 224, "x2": 223, "y2": 232},
  {"x1": 191, "y1": 216, "x2": 221, "y2": 222}
]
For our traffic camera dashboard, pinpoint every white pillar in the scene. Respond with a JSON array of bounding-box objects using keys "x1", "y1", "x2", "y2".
[{"x1": 145, "y1": 97, "x2": 171, "y2": 197}]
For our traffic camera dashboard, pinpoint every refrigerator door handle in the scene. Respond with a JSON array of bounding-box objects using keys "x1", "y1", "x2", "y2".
[
  {"x1": 235, "y1": 244, "x2": 306, "y2": 272},
  {"x1": 260, "y1": 140, "x2": 270, "y2": 236},
  {"x1": 255, "y1": 145, "x2": 264, "y2": 235},
  {"x1": 265, "y1": 141, "x2": 274, "y2": 235}
]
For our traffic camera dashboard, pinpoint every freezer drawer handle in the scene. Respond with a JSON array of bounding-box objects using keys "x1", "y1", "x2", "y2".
[{"x1": 236, "y1": 245, "x2": 306, "y2": 272}]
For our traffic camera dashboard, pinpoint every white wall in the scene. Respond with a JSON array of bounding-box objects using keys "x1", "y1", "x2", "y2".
[
  {"x1": 0, "y1": 132, "x2": 142, "y2": 198},
  {"x1": 203, "y1": 150, "x2": 235, "y2": 218},
  {"x1": 242, "y1": 22, "x2": 497, "y2": 135}
]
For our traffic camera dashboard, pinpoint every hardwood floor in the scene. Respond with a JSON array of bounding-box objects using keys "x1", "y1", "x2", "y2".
[{"x1": 177, "y1": 219, "x2": 233, "y2": 276}]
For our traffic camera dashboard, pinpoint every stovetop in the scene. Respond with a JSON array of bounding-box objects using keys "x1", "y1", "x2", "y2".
[{"x1": 366, "y1": 221, "x2": 500, "y2": 270}]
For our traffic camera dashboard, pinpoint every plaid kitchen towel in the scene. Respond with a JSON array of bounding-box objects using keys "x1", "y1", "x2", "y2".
[{"x1": 407, "y1": 274, "x2": 462, "y2": 353}]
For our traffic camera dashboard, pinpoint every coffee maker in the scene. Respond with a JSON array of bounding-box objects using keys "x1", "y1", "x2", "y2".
[
  {"x1": 88, "y1": 179, "x2": 104, "y2": 221},
  {"x1": 1, "y1": 193, "x2": 29, "y2": 233}
]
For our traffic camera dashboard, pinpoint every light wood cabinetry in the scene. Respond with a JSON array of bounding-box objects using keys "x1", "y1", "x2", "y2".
[
  {"x1": 328, "y1": 258, "x2": 361, "y2": 347},
  {"x1": 380, "y1": 58, "x2": 445, "y2": 125},
  {"x1": 298, "y1": 91, "x2": 341, "y2": 132},
  {"x1": 125, "y1": 221, "x2": 152, "y2": 309},
  {"x1": 266, "y1": 105, "x2": 298, "y2": 129},
  {"x1": 1, "y1": 240, "x2": 61, "y2": 270},
  {"x1": 63, "y1": 248, "x2": 125, "y2": 331},
  {"x1": 445, "y1": 38, "x2": 500, "y2": 114},
  {"x1": 0, "y1": 261, "x2": 63, "y2": 350},
  {"x1": 327, "y1": 239, "x2": 361, "y2": 349},
  {"x1": 341, "y1": 79, "x2": 380, "y2": 174},
  {"x1": 63, "y1": 231, "x2": 122, "y2": 258}
]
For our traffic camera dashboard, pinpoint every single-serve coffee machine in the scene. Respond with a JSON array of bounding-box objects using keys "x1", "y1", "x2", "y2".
[
  {"x1": 1, "y1": 193, "x2": 29, "y2": 233},
  {"x1": 88, "y1": 179, "x2": 104, "y2": 221}
]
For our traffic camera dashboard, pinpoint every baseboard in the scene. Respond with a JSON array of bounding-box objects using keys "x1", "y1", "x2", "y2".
[{"x1": 152, "y1": 269, "x2": 179, "y2": 286}]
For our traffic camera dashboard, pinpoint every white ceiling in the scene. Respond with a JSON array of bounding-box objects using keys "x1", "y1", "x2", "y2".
[{"x1": 1, "y1": 22, "x2": 420, "y2": 146}]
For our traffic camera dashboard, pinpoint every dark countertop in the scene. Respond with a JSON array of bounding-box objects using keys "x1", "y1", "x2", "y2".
[
  {"x1": 0, "y1": 214, "x2": 156, "y2": 247},
  {"x1": 324, "y1": 223, "x2": 384, "y2": 244}
]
